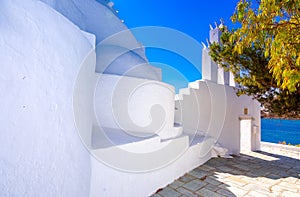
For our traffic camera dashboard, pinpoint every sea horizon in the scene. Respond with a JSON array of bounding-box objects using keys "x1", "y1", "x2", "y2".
[{"x1": 261, "y1": 118, "x2": 300, "y2": 145}]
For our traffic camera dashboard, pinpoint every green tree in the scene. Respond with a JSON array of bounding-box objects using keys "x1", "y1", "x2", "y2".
[
  {"x1": 233, "y1": 0, "x2": 300, "y2": 92},
  {"x1": 209, "y1": 0, "x2": 300, "y2": 118}
]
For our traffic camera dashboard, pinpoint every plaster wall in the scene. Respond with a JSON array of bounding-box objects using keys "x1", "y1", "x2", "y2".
[
  {"x1": 175, "y1": 81, "x2": 261, "y2": 154},
  {"x1": 0, "y1": 1, "x2": 261, "y2": 197},
  {"x1": 40, "y1": 0, "x2": 162, "y2": 81},
  {"x1": 0, "y1": 1, "x2": 93, "y2": 196},
  {"x1": 201, "y1": 48, "x2": 218, "y2": 82},
  {"x1": 90, "y1": 138, "x2": 212, "y2": 197},
  {"x1": 94, "y1": 74, "x2": 180, "y2": 139}
]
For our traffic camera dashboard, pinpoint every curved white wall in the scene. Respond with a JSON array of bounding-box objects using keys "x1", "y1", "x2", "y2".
[
  {"x1": 1, "y1": 1, "x2": 242, "y2": 196},
  {"x1": 94, "y1": 74, "x2": 176, "y2": 139},
  {"x1": 40, "y1": 0, "x2": 162, "y2": 81},
  {"x1": 95, "y1": 45, "x2": 162, "y2": 80},
  {"x1": 0, "y1": 1, "x2": 93, "y2": 196}
]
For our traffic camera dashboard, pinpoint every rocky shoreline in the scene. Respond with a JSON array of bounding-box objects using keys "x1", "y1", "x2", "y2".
[{"x1": 261, "y1": 111, "x2": 300, "y2": 120}]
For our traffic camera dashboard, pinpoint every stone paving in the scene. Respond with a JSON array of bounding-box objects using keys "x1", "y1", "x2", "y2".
[{"x1": 152, "y1": 147, "x2": 300, "y2": 197}]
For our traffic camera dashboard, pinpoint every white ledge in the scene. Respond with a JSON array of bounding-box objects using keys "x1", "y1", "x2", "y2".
[{"x1": 239, "y1": 115, "x2": 255, "y2": 120}]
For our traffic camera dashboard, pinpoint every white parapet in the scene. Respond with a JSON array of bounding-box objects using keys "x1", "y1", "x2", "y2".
[
  {"x1": 90, "y1": 134, "x2": 212, "y2": 197},
  {"x1": 202, "y1": 47, "x2": 218, "y2": 83},
  {"x1": 176, "y1": 80, "x2": 261, "y2": 155},
  {"x1": 218, "y1": 66, "x2": 230, "y2": 85},
  {"x1": 229, "y1": 71, "x2": 236, "y2": 87},
  {"x1": 94, "y1": 74, "x2": 181, "y2": 140}
]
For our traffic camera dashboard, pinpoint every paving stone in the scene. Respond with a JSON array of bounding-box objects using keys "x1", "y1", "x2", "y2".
[
  {"x1": 270, "y1": 185, "x2": 286, "y2": 192},
  {"x1": 239, "y1": 176, "x2": 260, "y2": 185},
  {"x1": 230, "y1": 169, "x2": 244, "y2": 175},
  {"x1": 287, "y1": 169, "x2": 300, "y2": 176},
  {"x1": 169, "y1": 180, "x2": 185, "y2": 189},
  {"x1": 250, "y1": 164, "x2": 262, "y2": 169},
  {"x1": 216, "y1": 166, "x2": 234, "y2": 173},
  {"x1": 188, "y1": 170, "x2": 209, "y2": 179},
  {"x1": 204, "y1": 177, "x2": 222, "y2": 186},
  {"x1": 179, "y1": 174, "x2": 195, "y2": 183},
  {"x1": 217, "y1": 183, "x2": 230, "y2": 190},
  {"x1": 282, "y1": 177, "x2": 299, "y2": 184},
  {"x1": 256, "y1": 177, "x2": 278, "y2": 186},
  {"x1": 157, "y1": 149, "x2": 300, "y2": 197},
  {"x1": 278, "y1": 181, "x2": 300, "y2": 190},
  {"x1": 216, "y1": 188, "x2": 236, "y2": 197},
  {"x1": 278, "y1": 164, "x2": 293, "y2": 169},
  {"x1": 222, "y1": 181, "x2": 244, "y2": 189},
  {"x1": 194, "y1": 168, "x2": 211, "y2": 175},
  {"x1": 233, "y1": 164, "x2": 251, "y2": 171},
  {"x1": 250, "y1": 169, "x2": 271, "y2": 177},
  {"x1": 196, "y1": 188, "x2": 224, "y2": 197},
  {"x1": 204, "y1": 183, "x2": 219, "y2": 192},
  {"x1": 224, "y1": 176, "x2": 248, "y2": 187},
  {"x1": 176, "y1": 187, "x2": 198, "y2": 197},
  {"x1": 214, "y1": 172, "x2": 230, "y2": 179},
  {"x1": 271, "y1": 185, "x2": 298, "y2": 193},
  {"x1": 226, "y1": 186, "x2": 248, "y2": 196},
  {"x1": 281, "y1": 191, "x2": 300, "y2": 197},
  {"x1": 182, "y1": 180, "x2": 207, "y2": 192},
  {"x1": 238, "y1": 155, "x2": 253, "y2": 161},
  {"x1": 151, "y1": 194, "x2": 162, "y2": 197},
  {"x1": 276, "y1": 171, "x2": 291, "y2": 177},
  {"x1": 243, "y1": 183, "x2": 272, "y2": 193},
  {"x1": 156, "y1": 187, "x2": 181, "y2": 197},
  {"x1": 266, "y1": 173, "x2": 282, "y2": 179},
  {"x1": 292, "y1": 164, "x2": 300, "y2": 170},
  {"x1": 245, "y1": 170, "x2": 266, "y2": 177},
  {"x1": 197, "y1": 165, "x2": 216, "y2": 172},
  {"x1": 248, "y1": 190, "x2": 271, "y2": 197},
  {"x1": 206, "y1": 159, "x2": 224, "y2": 167},
  {"x1": 271, "y1": 191, "x2": 284, "y2": 197}
]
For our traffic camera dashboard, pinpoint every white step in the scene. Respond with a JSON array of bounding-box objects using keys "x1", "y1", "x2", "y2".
[
  {"x1": 179, "y1": 87, "x2": 190, "y2": 95},
  {"x1": 188, "y1": 80, "x2": 201, "y2": 89}
]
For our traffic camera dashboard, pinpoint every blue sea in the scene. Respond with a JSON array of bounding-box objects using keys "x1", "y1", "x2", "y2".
[{"x1": 261, "y1": 119, "x2": 300, "y2": 145}]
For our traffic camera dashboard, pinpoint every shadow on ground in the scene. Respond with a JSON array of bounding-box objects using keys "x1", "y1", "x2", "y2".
[{"x1": 152, "y1": 151, "x2": 300, "y2": 197}]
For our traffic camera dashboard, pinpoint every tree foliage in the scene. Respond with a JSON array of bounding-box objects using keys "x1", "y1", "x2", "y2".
[
  {"x1": 209, "y1": 0, "x2": 300, "y2": 118},
  {"x1": 233, "y1": 0, "x2": 300, "y2": 92}
]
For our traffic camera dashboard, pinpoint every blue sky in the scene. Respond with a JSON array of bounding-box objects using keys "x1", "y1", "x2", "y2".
[{"x1": 113, "y1": 0, "x2": 239, "y2": 91}]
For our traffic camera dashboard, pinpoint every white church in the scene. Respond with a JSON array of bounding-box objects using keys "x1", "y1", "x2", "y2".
[{"x1": 0, "y1": 0, "x2": 261, "y2": 196}]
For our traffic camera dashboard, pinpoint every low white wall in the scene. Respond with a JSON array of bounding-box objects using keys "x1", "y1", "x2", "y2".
[
  {"x1": 94, "y1": 74, "x2": 177, "y2": 139},
  {"x1": 90, "y1": 137, "x2": 212, "y2": 197},
  {"x1": 261, "y1": 142, "x2": 300, "y2": 159},
  {"x1": 175, "y1": 80, "x2": 261, "y2": 154}
]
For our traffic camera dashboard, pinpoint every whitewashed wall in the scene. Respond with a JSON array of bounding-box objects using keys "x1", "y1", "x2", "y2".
[
  {"x1": 40, "y1": 0, "x2": 162, "y2": 81},
  {"x1": 175, "y1": 80, "x2": 261, "y2": 154},
  {"x1": 0, "y1": 1, "x2": 261, "y2": 197},
  {"x1": 94, "y1": 74, "x2": 180, "y2": 139},
  {"x1": 90, "y1": 137, "x2": 211, "y2": 197},
  {"x1": 0, "y1": 1, "x2": 94, "y2": 196}
]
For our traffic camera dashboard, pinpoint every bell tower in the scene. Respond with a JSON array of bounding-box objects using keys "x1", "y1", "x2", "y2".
[{"x1": 202, "y1": 22, "x2": 235, "y2": 86}]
